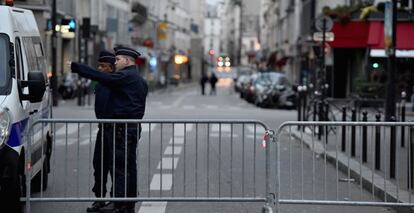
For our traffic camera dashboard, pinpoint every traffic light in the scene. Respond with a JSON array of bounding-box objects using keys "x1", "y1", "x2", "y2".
[
  {"x1": 61, "y1": 18, "x2": 76, "y2": 32},
  {"x1": 209, "y1": 49, "x2": 215, "y2": 55},
  {"x1": 82, "y1": 18, "x2": 90, "y2": 38},
  {"x1": 372, "y1": 62, "x2": 380, "y2": 69}
]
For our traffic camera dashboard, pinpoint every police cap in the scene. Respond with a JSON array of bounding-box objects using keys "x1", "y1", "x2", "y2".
[
  {"x1": 114, "y1": 47, "x2": 141, "y2": 59},
  {"x1": 98, "y1": 50, "x2": 116, "y2": 64}
]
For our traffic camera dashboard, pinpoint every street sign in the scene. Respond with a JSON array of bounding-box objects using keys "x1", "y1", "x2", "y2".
[
  {"x1": 313, "y1": 32, "x2": 335, "y2": 42},
  {"x1": 315, "y1": 15, "x2": 333, "y2": 32}
]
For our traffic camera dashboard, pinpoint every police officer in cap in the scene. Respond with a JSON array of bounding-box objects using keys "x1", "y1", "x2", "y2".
[
  {"x1": 70, "y1": 46, "x2": 148, "y2": 213},
  {"x1": 87, "y1": 50, "x2": 116, "y2": 212}
]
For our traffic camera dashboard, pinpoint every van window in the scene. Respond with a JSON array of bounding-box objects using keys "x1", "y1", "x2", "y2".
[
  {"x1": 22, "y1": 37, "x2": 46, "y2": 74},
  {"x1": 15, "y1": 38, "x2": 23, "y2": 80},
  {"x1": 0, "y1": 34, "x2": 11, "y2": 95}
]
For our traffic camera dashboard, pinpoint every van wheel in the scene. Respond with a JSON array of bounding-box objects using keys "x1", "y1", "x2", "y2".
[{"x1": 31, "y1": 160, "x2": 48, "y2": 192}]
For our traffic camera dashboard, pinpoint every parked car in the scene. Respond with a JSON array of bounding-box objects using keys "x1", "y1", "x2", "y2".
[
  {"x1": 235, "y1": 74, "x2": 250, "y2": 93},
  {"x1": 58, "y1": 73, "x2": 78, "y2": 99},
  {"x1": 240, "y1": 73, "x2": 259, "y2": 103},
  {"x1": 252, "y1": 72, "x2": 297, "y2": 108}
]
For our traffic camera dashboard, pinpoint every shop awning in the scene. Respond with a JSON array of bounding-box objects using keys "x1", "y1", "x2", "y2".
[
  {"x1": 328, "y1": 21, "x2": 414, "y2": 50},
  {"x1": 368, "y1": 21, "x2": 414, "y2": 50},
  {"x1": 328, "y1": 22, "x2": 369, "y2": 48}
]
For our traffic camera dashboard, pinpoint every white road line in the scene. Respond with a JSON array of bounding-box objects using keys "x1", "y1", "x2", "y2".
[
  {"x1": 205, "y1": 105, "x2": 218, "y2": 109},
  {"x1": 137, "y1": 202, "x2": 167, "y2": 213},
  {"x1": 150, "y1": 174, "x2": 173, "y2": 190},
  {"x1": 157, "y1": 157, "x2": 179, "y2": 170},
  {"x1": 142, "y1": 124, "x2": 157, "y2": 132},
  {"x1": 168, "y1": 137, "x2": 184, "y2": 145},
  {"x1": 159, "y1": 105, "x2": 172, "y2": 110},
  {"x1": 182, "y1": 105, "x2": 196, "y2": 110},
  {"x1": 209, "y1": 133, "x2": 239, "y2": 138},
  {"x1": 54, "y1": 138, "x2": 76, "y2": 146},
  {"x1": 171, "y1": 94, "x2": 187, "y2": 107},
  {"x1": 246, "y1": 125, "x2": 266, "y2": 134},
  {"x1": 164, "y1": 146, "x2": 182, "y2": 155},
  {"x1": 173, "y1": 124, "x2": 194, "y2": 136},
  {"x1": 211, "y1": 124, "x2": 232, "y2": 132},
  {"x1": 55, "y1": 124, "x2": 86, "y2": 136},
  {"x1": 79, "y1": 138, "x2": 94, "y2": 146}
]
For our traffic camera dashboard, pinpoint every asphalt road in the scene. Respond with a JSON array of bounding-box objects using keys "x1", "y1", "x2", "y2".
[{"x1": 28, "y1": 78, "x2": 396, "y2": 213}]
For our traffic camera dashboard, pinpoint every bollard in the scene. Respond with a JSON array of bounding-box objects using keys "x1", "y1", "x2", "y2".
[
  {"x1": 302, "y1": 86, "x2": 307, "y2": 123},
  {"x1": 341, "y1": 107, "x2": 347, "y2": 152},
  {"x1": 313, "y1": 101, "x2": 318, "y2": 136},
  {"x1": 297, "y1": 86, "x2": 302, "y2": 123},
  {"x1": 375, "y1": 114, "x2": 381, "y2": 170},
  {"x1": 409, "y1": 125, "x2": 414, "y2": 189},
  {"x1": 77, "y1": 80, "x2": 83, "y2": 106},
  {"x1": 324, "y1": 102, "x2": 330, "y2": 143},
  {"x1": 351, "y1": 108, "x2": 356, "y2": 157},
  {"x1": 318, "y1": 101, "x2": 324, "y2": 140},
  {"x1": 390, "y1": 116, "x2": 396, "y2": 179},
  {"x1": 401, "y1": 91, "x2": 406, "y2": 147},
  {"x1": 362, "y1": 111, "x2": 368, "y2": 163}
]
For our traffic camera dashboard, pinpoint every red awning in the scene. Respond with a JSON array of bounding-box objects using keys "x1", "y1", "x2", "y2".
[
  {"x1": 328, "y1": 21, "x2": 414, "y2": 50},
  {"x1": 368, "y1": 21, "x2": 414, "y2": 50},
  {"x1": 328, "y1": 22, "x2": 369, "y2": 48}
]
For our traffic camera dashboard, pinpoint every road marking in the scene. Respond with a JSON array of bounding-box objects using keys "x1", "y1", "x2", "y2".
[
  {"x1": 142, "y1": 124, "x2": 157, "y2": 132},
  {"x1": 55, "y1": 124, "x2": 86, "y2": 136},
  {"x1": 211, "y1": 124, "x2": 231, "y2": 132},
  {"x1": 246, "y1": 125, "x2": 266, "y2": 134},
  {"x1": 171, "y1": 93, "x2": 187, "y2": 107},
  {"x1": 150, "y1": 174, "x2": 173, "y2": 190},
  {"x1": 169, "y1": 137, "x2": 184, "y2": 145},
  {"x1": 173, "y1": 124, "x2": 193, "y2": 136},
  {"x1": 157, "y1": 157, "x2": 179, "y2": 169},
  {"x1": 182, "y1": 105, "x2": 196, "y2": 110},
  {"x1": 210, "y1": 133, "x2": 239, "y2": 138},
  {"x1": 79, "y1": 138, "x2": 94, "y2": 146},
  {"x1": 164, "y1": 146, "x2": 182, "y2": 155},
  {"x1": 159, "y1": 105, "x2": 172, "y2": 110},
  {"x1": 137, "y1": 202, "x2": 167, "y2": 213},
  {"x1": 205, "y1": 105, "x2": 218, "y2": 109}
]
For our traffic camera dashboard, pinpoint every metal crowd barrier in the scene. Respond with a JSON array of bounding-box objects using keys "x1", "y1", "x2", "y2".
[
  {"x1": 23, "y1": 119, "x2": 274, "y2": 213},
  {"x1": 274, "y1": 121, "x2": 414, "y2": 211}
]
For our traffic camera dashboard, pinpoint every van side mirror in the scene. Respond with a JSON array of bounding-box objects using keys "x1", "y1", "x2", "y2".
[{"x1": 21, "y1": 71, "x2": 46, "y2": 103}]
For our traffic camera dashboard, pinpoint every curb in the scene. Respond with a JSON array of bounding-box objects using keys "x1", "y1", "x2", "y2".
[{"x1": 290, "y1": 129, "x2": 413, "y2": 206}]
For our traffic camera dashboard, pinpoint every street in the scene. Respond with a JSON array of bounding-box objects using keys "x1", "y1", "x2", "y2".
[{"x1": 29, "y1": 79, "x2": 395, "y2": 213}]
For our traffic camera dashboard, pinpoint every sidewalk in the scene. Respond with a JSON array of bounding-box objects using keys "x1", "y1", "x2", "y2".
[{"x1": 289, "y1": 123, "x2": 414, "y2": 206}]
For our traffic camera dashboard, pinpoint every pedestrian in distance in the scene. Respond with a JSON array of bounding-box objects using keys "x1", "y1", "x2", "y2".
[
  {"x1": 69, "y1": 46, "x2": 148, "y2": 213},
  {"x1": 86, "y1": 50, "x2": 116, "y2": 213},
  {"x1": 209, "y1": 72, "x2": 218, "y2": 95},
  {"x1": 200, "y1": 73, "x2": 208, "y2": 95}
]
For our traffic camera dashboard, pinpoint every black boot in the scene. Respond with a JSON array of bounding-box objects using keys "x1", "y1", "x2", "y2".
[{"x1": 87, "y1": 202, "x2": 106, "y2": 212}]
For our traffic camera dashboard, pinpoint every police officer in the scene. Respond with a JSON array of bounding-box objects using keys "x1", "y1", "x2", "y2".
[
  {"x1": 70, "y1": 47, "x2": 147, "y2": 213},
  {"x1": 87, "y1": 50, "x2": 116, "y2": 212}
]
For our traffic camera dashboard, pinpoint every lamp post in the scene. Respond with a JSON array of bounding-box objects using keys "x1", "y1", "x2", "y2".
[
  {"x1": 384, "y1": 0, "x2": 397, "y2": 121},
  {"x1": 235, "y1": 0, "x2": 243, "y2": 66},
  {"x1": 51, "y1": 0, "x2": 58, "y2": 106}
]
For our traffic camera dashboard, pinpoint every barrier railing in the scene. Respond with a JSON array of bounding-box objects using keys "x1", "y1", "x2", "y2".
[
  {"x1": 275, "y1": 121, "x2": 414, "y2": 211},
  {"x1": 24, "y1": 119, "x2": 274, "y2": 213}
]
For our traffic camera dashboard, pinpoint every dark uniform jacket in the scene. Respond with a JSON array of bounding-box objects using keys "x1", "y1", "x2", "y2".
[
  {"x1": 94, "y1": 83, "x2": 113, "y2": 119},
  {"x1": 71, "y1": 63, "x2": 148, "y2": 119}
]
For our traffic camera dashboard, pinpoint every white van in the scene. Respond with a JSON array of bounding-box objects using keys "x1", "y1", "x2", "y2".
[{"x1": 0, "y1": 3, "x2": 52, "y2": 211}]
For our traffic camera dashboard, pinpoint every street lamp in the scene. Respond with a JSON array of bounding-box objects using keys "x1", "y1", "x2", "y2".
[{"x1": 51, "y1": 0, "x2": 58, "y2": 106}]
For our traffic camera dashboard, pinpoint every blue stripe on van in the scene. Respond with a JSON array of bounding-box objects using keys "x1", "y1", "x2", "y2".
[{"x1": 6, "y1": 118, "x2": 29, "y2": 147}]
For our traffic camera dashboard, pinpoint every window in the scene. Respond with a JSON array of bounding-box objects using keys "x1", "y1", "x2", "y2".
[{"x1": 0, "y1": 34, "x2": 11, "y2": 95}]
